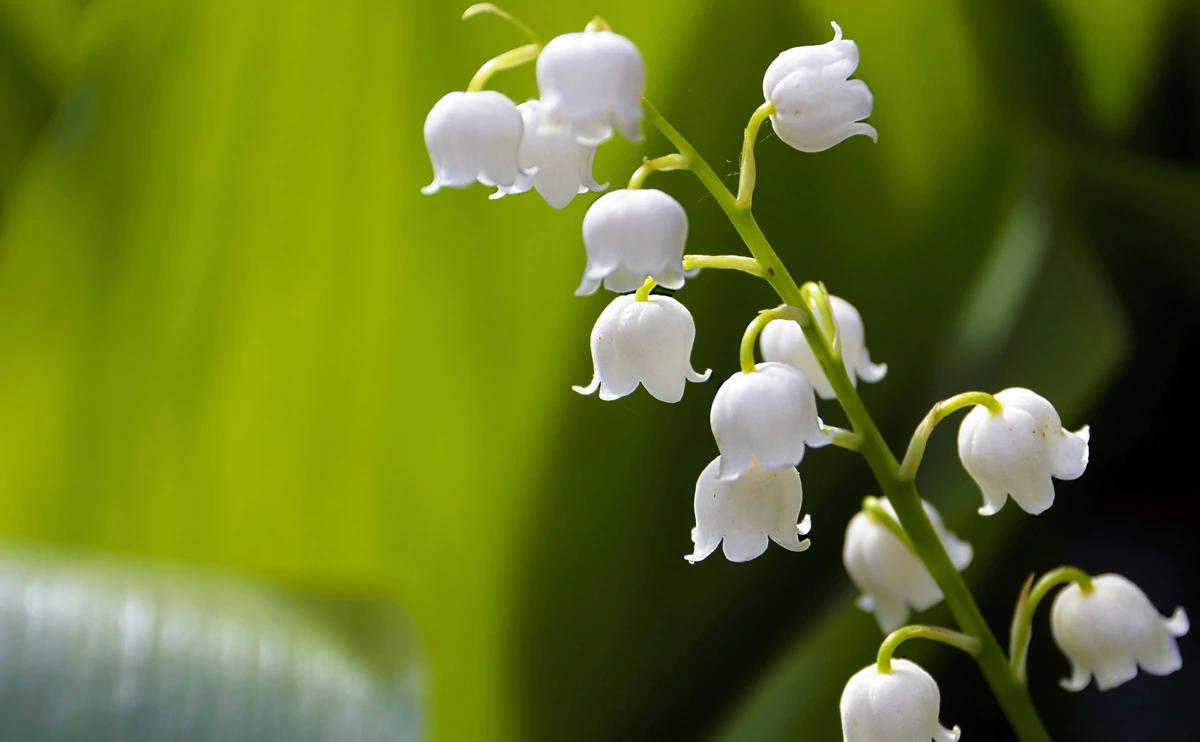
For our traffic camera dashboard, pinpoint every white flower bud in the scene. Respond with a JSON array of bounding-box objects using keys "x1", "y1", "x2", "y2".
[
  {"x1": 494, "y1": 100, "x2": 608, "y2": 209},
  {"x1": 687, "y1": 457, "x2": 811, "y2": 563},
  {"x1": 760, "y1": 295, "x2": 887, "y2": 400},
  {"x1": 1051, "y1": 573, "x2": 1189, "y2": 692},
  {"x1": 763, "y1": 22, "x2": 878, "y2": 153},
  {"x1": 536, "y1": 31, "x2": 645, "y2": 145},
  {"x1": 573, "y1": 295, "x2": 710, "y2": 402},
  {"x1": 576, "y1": 189, "x2": 689, "y2": 296},
  {"x1": 710, "y1": 362, "x2": 831, "y2": 482},
  {"x1": 956, "y1": 388, "x2": 1090, "y2": 516},
  {"x1": 840, "y1": 659, "x2": 960, "y2": 742},
  {"x1": 422, "y1": 91, "x2": 524, "y2": 195},
  {"x1": 843, "y1": 498, "x2": 973, "y2": 633}
]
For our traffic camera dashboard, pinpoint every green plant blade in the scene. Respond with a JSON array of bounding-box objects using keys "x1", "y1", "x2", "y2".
[{"x1": 0, "y1": 545, "x2": 424, "y2": 741}]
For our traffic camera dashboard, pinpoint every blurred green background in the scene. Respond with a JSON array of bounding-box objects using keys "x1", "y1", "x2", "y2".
[{"x1": 0, "y1": 0, "x2": 1197, "y2": 740}]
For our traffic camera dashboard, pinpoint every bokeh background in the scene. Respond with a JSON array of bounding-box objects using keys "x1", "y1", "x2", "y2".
[{"x1": 1, "y1": 0, "x2": 1198, "y2": 739}]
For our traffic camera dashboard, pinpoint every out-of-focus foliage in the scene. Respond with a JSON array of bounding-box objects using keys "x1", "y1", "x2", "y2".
[
  {"x1": 0, "y1": 545, "x2": 423, "y2": 741},
  {"x1": 0, "y1": 0, "x2": 1195, "y2": 740}
]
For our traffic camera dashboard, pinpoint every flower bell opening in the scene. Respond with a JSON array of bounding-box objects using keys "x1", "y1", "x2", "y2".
[
  {"x1": 840, "y1": 659, "x2": 960, "y2": 742},
  {"x1": 1051, "y1": 573, "x2": 1189, "y2": 692},
  {"x1": 763, "y1": 23, "x2": 878, "y2": 153},
  {"x1": 957, "y1": 388, "x2": 1090, "y2": 516}
]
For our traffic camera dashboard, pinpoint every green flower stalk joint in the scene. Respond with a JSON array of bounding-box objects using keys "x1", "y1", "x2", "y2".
[
  {"x1": 760, "y1": 294, "x2": 887, "y2": 400},
  {"x1": 423, "y1": 6, "x2": 1190, "y2": 740}
]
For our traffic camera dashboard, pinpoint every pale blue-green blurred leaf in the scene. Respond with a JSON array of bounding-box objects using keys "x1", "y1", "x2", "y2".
[{"x1": 0, "y1": 545, "x2": 423, "y2": 742}]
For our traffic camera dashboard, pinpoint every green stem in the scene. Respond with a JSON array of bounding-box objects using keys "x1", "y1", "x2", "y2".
[
  {"x1": 466, "y1": 43, "x2": 542, "y2": 92},
  {"x1": 739, "y1": 307, "x2": 802, "y2": 375},
  {"x1": 634, "y1": 277, "x2": 657, "y2": 302},
  {"x1": 628, "y1": 153, "x2": 691, "y2": 189},
  {"x1": 682, "y1": 254, "x2": 764, "y2": 277},
  {"x1": 461, "y1": 3, "x2": 543, "y2": 44},
  {"x1": 737, "y1": 101, "x2": 776, "y2": 207},
  {"x1": 1009, "y1": 567, "x2": 1094, "y2": 683},
  {"x1": 800, "y1": 280, "x2": 842, "y2": 362},
  {"x1": 643, "y1": 99, "x2": 806, "y2": 308},
  {"x1": 826, "y1": 426, "x2": 862, "y2": 452},
  {"x1": 899, "y1": 391, "x2": 1003, "y2": 481},
  {"x1": 877, "y1": 625, "x2": 981, "y2": 674},
  {"x1": 861, "y1": 496, "x2": 915, "y2": 553},
  {"x1": 644, "y1": 97, "x2": 1054, "y2": 742},
  {"x1": 584, "y1": 16, "x2": 612, "y2": 33}
]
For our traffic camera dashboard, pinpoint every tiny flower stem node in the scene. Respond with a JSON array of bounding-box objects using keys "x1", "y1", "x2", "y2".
[
  {"x1": 825, "y1": 426, "x2": 862, "y2": 451},
  {"x1": 466, "y1": 43, "x2": 543, "y2": 92},
  {"x1": 900, "y1": 391, "x2": 1003, "y2": 481},
  {"x1": 641, "y1": 98, "x2": 808, "y2": 312},
  {"x1": 861, "y1": 495, "x2": 917, "y2": 553},
  {"x1": 584, "y1": 16, "x2": 612, "y2": 33},
  {"x1": 877, "y1": 625, "x2": 981, "y2": 674},
  {"x1": 461, "y1": 3, "x2": 543, "y2": 44},
  {"x1": 682, "y1": 254, "x2": 764, "y2": 277},
  {"x1": 800, "y1": 281, "x2": 841, "y2": 362},
  {"x1": 1008, "y1": 566, "x2": 1095, "y2": 683},
  {"x1": 739, "y1": 306, "x2": 804, "y2": 375},
  {"x1": 633, "y1": 276, "x2": 657, "y2": 302},
  {"x1": 736, "y1": 101, "x2": 776, "y2": 208},
  {"x1": 628, "y1": 153, "x2": 691, "y2": 190}
]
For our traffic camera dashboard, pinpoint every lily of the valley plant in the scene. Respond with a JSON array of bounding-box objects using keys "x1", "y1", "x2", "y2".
[{"x1": 423, "y1": 6, "x2": 1189, "y2": 740}]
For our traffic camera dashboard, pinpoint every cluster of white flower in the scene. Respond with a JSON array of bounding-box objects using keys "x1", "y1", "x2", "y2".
[
  {"x1": 424, "y1": 8, "x2": 1188, "y2": 739},
  {"x1": 424, "y1": 24, "x2": 642, "y2": 207}
]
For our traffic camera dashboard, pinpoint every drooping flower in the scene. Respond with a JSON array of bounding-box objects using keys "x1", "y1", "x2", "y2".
[
  {"x1": 422, "y1": 91, "x2": 524, "y2": 195},
  {"x1": 576, "y1": 189, "x2": 689, "y2": 296},
  {"x1": 843, "y1": 498, "x2": 973, "y2": 633},
  {"x1": 956, "y1": 388, "x2": 1090, "y2": 516},
  {"x1": 759, "y1": 295, "x2": 887, "y2": 399},
  {"x1": 536, "y1": 30, "x2": 644, "y2": 145},
  {"x1": 573, "y1": 295, "x2": 710, "y2": 402},
  {"x1": 686, "y1": 457, "x2": 811, "y2": 563},
  {"x1": 762, "y1": 22, "x2": 878, "y2": 153},
  {"x1": 710, "y1": 362, "x2": 831, "y2": 481},
  {"x1": 1051, "y1": 573, "x2": 1189, "y2": 691},
  {"x1": 840, "y1": 659, "x2": 960, "y2": 742},
  {"x1": 494, "y1": 99, "x2": 608, "y2": 209}
]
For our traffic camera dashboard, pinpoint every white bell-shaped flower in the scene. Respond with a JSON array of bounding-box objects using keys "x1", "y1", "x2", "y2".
[
  {"x1": 494, "y1": 100, "x2": 607, "y2": 209},
  {"x1": 573, "y1": 294, "x2": 710, "y2": 402},
  {"x1": 536, "y1": 31, "x2": 644, "y2": 145},
  {"x1": 710, "y1": 362, "x2": 831, "y2": 481},
  {"x1": 843, "y1": 498, "x2": 973, "y2": 633},
  {"x1": 763, "y1": 22, "x2": 878, "y2": 153},
  {"x1": 840, "y1": 660, "x2": 960, "y2": 742},
  {"x1": 1051, "y1": 573, "x2": 1189, "y2": 692},
  {"x1": 576, "y1": 189, "x2": 689, "y2": 296},
  {"x1": 956, "y1": 388, "x2": 1090, "y2": 516},
  {"x1": 686, "y1": 457, "x2": 811, "y2": 563},
  {"x1": 422, "y1": 91, "x2": 524, "y2": 195},
  {"x1": 759, "y1": 295, "x2": 887, "y2": 399}
]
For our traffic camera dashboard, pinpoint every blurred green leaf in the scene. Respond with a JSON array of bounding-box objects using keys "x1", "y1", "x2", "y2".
[
  {"x1": 0, "y1": 0, "x2": 716, "y2": 739},
  {"x1": 0, "y1": 0, "x2": 76, "y2": 90},
  {"x1": 1043, "y1": 0, "x2": 1175, "y2": 134},
  {"x1": 0, "y1": 544, "x2": 423, "y2": 741},
  {"x1": 1073, "y1": 148, "x2": 1200, "y2": 287},
  {"x1": 0, "y1": 0, "x2": 75, "y2": 205},
  {"x1": 954, "y1": 0, "x2": 1089, "y2": 138}
]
